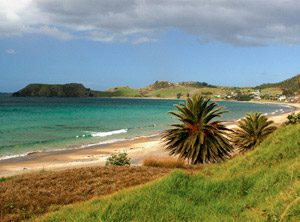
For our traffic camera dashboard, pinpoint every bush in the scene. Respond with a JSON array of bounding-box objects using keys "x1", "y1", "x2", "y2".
[
  {"x1": 201, "y1": 91, "x2": 213, "y2": 95},
  {"x1": 143, "y1": 157, "x2": 186, "y2": 169},
  {"x1": 236, "y1": 94, "x2": 252, "y2": 101},
  {"x1": 285, "y1": 112, "x2": 300, "y2": 125},
  {"x1": 176, "y1": 93, "x2": 183, "y2": 99},
  {"x1": 106, "y1": 152, "x2": 131, "y2": 166}
]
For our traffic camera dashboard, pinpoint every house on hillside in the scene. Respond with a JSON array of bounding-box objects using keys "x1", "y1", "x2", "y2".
[
  {"x1": 278, "y1": 95, "x2": 287, "y2": 101},
  {"x1": 250, "y1": 90, "x2": 261, "y2": 100}
]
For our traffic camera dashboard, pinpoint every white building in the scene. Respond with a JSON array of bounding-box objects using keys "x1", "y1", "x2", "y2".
[{"x1": 278, "y1": 95, "x2": 287, "y2": 101}]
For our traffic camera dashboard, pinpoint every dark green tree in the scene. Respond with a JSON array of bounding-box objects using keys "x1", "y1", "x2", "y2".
[{"x1": 162, "y1": 96, "x2": 233, "y2": 164}]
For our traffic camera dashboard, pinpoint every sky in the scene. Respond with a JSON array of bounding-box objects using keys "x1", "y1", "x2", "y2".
[{"x1": 1, "y1": 0, "x2": 300, "y2": 92}]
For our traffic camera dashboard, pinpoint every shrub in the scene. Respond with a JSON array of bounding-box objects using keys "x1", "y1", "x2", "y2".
[
  {"x1": 236, "y1": 94, "x2": 252, "y2": 101},
  {"x1": 143, "y1": 157, "x2": 186, "y2": 169},
  {"x1": 106, "y1": 152, "x2": 131, "y2": 166},
  {"x1": 285, "y1": 112, "x2": 300, "y2": 125},
  {"x1": 176, "y1": 93, "x2": 183, "y2": 99},
  {"x1": 201, "y1": 91, "x2": 213, "y2": 95}
]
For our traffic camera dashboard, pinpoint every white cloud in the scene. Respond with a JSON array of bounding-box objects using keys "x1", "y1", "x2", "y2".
[
  {"x1": 1, "y1": 0, "x2": 300, "y2": 46},
  {"x1": 5, "y1": 49, "x2": 16, "y2": 54},
  {"x1": 26, "y1": 25, "x2": 74, "y2": 40}
]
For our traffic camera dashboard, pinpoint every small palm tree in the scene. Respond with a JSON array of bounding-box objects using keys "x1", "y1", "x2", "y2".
[
  {"x1": 162, "y1": 95, "x2": 233, "y2": 164},
  {"x1": 231, "y1": 113, "x2": 277, "y2": 152}
]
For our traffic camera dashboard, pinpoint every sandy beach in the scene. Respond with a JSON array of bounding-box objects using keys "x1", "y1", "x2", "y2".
[{"x1": 0, "y1": 101, "x2": 299, "y2": 178}]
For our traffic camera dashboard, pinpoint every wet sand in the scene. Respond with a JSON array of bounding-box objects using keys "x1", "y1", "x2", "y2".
[{"x1": 0, "y1": 102, "x2": 299, "y2": 178}]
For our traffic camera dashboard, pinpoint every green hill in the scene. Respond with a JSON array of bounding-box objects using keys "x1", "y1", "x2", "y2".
[
  {"x1": 141, "y1": 81, "x2": 220, "y2": 98},
  {"x1": 258, "y1": 73, "x2": 300, "y2": 94},
  {"x1": 38, "y1": 124, "x2": 300, "y2": 221}
]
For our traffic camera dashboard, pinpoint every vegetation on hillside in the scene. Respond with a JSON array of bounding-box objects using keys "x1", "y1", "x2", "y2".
[
  {"x1": 163, "y1": 96, "x2": 233, "y2": 164},
  {"x1": 285, "y1": 112, "x2": 300, "y2": 125},
  {"x1": 258, "y1": 73, "x2": 300, "y2": 94},
  {"x1": 106, "y1": 86, "x2": 142, "y2": 97},
  {"x1": 12, "y1": 83, "x2": 93, "y2": 97},
  {"x1": 38, "y1": 124, "x2": 300, "y2": 222},
  {"x1": 231, "y1": 113, "x2": 277, "y2": 152}
]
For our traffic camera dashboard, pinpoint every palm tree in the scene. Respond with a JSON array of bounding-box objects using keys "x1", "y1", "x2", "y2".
[
  {"x1": 231, "y1": 113, "x2": 277, "y2": 152},
  {"x1": 162, "y1": 95, "x2": 233, "y2": 164}
]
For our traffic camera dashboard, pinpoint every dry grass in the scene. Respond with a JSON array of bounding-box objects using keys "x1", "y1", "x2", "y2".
[
  {"x1": 0, "y1": 166, "x2": 170, "y2": 222},
  {"x1": 143, "y1": 157, "x2": 187, "y2": 169}
]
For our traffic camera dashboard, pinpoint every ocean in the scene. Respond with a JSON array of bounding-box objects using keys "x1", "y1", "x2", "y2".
[{"x1": 0, "y1": 96, "x2": 292, "y2": 159}]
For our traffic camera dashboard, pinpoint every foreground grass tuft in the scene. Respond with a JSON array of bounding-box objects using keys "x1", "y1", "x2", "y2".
[
  {"x1": 143, "y1": 157, "x2": 187, "y2": 169},
  {"x1": 38, "y1": 124, "x2": 300, "y2": 222}
]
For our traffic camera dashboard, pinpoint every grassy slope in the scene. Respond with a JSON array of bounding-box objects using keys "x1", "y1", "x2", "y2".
[
  {"x1": 258, "y1": 74, "x2": 300, "y2": 93},
  {"x1": 103, "y1": 85, "x2": 283, "y2": 99},
  {"x1": 260, "y1": 87, "x2": 282, "y2": 96},
  {"x1": 38, "y1": 124, "x2": 300, "y2": 222},
  {"x1": 144, "y1": 86, "x2": 226, "y2": 98},
  {"x1": 106, "y1": 86, "x2": 142, "y2": 97}
]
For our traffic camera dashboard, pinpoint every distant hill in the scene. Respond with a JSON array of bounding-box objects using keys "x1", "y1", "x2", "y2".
[
  {"x1": 12, "y1": 81, "x2": 222, "y2": 98},
  {"x1": 145, "y1": 80, "x2": 216, "y2": 90},
  {"x1": 12, "y1": 83, "x2": 142, "y2": 98},
  {"x1": 257, "y1": 73, "x2": 300, "y2": 94},
  {"x1": 12, "y1": 83, "x2": 94, "y2": 97},
  {"x1": 12, "y1": 73, "x2": 300, "y2": 99}
]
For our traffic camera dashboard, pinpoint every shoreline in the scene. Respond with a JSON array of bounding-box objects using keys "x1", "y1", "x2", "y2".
[{"x1": 0, "y1": 101, "x2": 299, "y2": 178}]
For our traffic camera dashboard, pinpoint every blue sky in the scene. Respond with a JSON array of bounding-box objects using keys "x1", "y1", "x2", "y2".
[{"x1": 1, "y1": 1, "x2": 300, "y2": 92}]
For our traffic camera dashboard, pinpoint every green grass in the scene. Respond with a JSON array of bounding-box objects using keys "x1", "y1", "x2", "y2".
[
  {"x1": 144, "y1": 86, "x2": 227, "y2": 98},
  {"x1": 261, "y1": 87, "x2": 282, "y2": 96},
  {"x1": 37, "y1": 125, "x2": 300, "y2": 222},
  {"x1": 145, "y1": 86, "x2": 193, "y2": 98},
  {"x1": 107, "y1": 86, "x2": 142, "y2": 97}
]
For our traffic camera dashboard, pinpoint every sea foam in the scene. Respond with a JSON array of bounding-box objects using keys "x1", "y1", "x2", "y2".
[{"x1": 90, "y1": 129, "x2": 128, "y2": 137}]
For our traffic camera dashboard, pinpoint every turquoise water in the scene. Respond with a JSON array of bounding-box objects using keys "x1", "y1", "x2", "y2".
[{"x1": 0, "y1": 96, "x2": 291, "y2": 158}]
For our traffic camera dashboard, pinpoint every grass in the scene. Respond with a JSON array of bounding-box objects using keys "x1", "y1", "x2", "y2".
[
  {"x1": 260, "y1": 87, "x2": 282, "y2": 96},
  {"x1": 0, "y1": 166, "x2": 170, "y2": 222},
  {"x1": 90, "y1": 83, "x2": 285, "y2": 100},
  {"x1": 107, "y1": 86, "x2": 142, "y2": 97},
  {"x1": 144, "y1": 86, "x2": 227, "y2": 98},
  {"x1": 38, "y1": 124, "x2": 300, "y2": 221},
  {"x1": 145, "y1": 86, "x2": 193, "y2": 98},
  {"x1": 143, "y1": 157, "x2": 187, "y2": 169}
]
